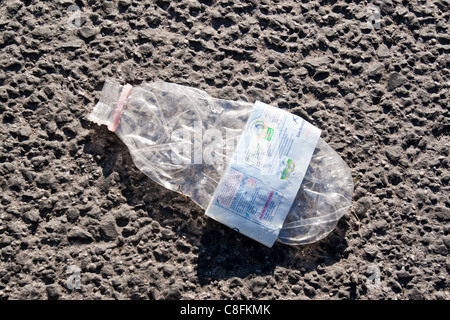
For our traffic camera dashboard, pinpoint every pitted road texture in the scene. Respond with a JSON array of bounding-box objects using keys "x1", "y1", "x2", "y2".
[{"x1": 0, "y1": 0, "x2": 448, "y2": 300}]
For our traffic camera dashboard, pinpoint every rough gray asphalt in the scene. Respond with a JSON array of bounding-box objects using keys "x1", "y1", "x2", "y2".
[{"x1": 0, "y1": 0, "x2": 449, "y2": 300}]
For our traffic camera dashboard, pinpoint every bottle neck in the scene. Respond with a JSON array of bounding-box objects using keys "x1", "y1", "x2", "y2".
[{"x1": 109, "y1": 84, "x2": 133, "y2": 132}]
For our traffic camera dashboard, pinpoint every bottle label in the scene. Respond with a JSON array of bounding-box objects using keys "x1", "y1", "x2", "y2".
[{"x1": 205, "y1": 101, "x2": 321, "y2": 247}]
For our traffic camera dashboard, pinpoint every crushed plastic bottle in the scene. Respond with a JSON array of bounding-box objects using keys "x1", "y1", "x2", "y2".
[{"x1": 88, "y1": 79, "x2": 353, "y2": 247}]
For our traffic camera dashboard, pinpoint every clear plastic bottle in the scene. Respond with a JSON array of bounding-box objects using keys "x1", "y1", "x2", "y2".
[{"x1": 89, "y1": 79, "x2": 353, "y2": 246}]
